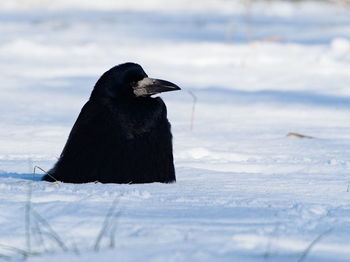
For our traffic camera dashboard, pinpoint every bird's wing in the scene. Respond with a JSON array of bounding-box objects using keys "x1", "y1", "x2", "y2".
[
  {"x1": 48, "y1": 99, "x2": 119, "y2": 183},
  {"x1": 60, "y1": 100, "x2": 107, "y2": 159}
]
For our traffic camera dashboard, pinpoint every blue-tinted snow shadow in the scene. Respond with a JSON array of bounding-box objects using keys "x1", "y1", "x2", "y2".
[
  {"x1": 0, "y1": 172, "x2": 43, "y2": 181},
  {"x1": 172, "y1": 87, "x2": 350, "y2": 109}
]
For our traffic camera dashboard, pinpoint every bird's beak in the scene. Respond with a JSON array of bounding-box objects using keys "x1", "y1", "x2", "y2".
[{"x1": 133, "y1": 77, "x2": 181, "y2": 97}]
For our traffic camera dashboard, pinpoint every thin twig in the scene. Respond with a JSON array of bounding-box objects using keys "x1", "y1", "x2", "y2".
[{"x1": 297, "y1": 228, "x2": 333, "y2": 262}]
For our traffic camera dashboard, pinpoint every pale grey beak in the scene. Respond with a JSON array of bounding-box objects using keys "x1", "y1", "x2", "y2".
[{"x1": 133, "y1": 77, "x2": 181, "y2": 97}]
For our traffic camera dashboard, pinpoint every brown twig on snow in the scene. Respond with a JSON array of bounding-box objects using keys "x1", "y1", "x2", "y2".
[{"x1": 286, "y1": 132, "x2": 314, "y2": 139}]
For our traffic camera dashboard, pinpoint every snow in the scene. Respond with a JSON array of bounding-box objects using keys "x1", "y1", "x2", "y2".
[{"x1": 1, "y1": 0, "x2": 350, "y2": 261}]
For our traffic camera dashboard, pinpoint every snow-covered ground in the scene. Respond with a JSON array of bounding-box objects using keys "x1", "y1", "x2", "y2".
[{"x1": 1, "y1": 0, "x2": 350, "y2": 261}]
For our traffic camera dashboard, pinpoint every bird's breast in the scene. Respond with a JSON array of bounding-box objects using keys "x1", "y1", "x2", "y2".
[{"x1": 113, "y1": 99, "x2": 165, "y2": 140}]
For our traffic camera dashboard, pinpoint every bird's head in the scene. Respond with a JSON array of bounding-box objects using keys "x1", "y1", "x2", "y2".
[{"x1": 91, "y1": 63, "x2": 181, "y2": 101}]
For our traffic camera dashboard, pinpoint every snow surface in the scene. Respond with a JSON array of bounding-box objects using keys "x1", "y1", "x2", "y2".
[{"x1": 1, "y1": 0, "x2": 350, "y2": 261}]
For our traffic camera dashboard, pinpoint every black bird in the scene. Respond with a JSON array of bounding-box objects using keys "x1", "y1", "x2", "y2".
[{"x1": 42, "y1": 63, "x2": 180, "y2": 184}]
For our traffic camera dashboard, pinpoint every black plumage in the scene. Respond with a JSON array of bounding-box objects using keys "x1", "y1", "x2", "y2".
[{"x1": 42, "y1": 63, "x2": 180, "y2": 184}]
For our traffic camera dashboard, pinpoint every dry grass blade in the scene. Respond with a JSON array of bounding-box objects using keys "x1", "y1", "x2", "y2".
[
  {"x1": 32, "y1": 219, "x2": 48, "y2": 252},
  {"x1": 70, "y1": 238, "x2": 80, "y2": 255},
  {"x1": 25, "y1": 182, "x2": 32, "y2": 254},
  {"x1": 287, "y1": 132, "x2": 314, "y2": 139},
  {"x1": 33, "y1": 166, "x2": 46, "y2": 180},
  {"x1": 94, "y1": 197, "x2": 120, "y2": 251},
  {"x1": 33, "y1": 166, "x2": 58, "y2": 182},
  {"x1": 188, "y1": 90, "x2": 197, "y2": 131},
  {"x1": 108, "y1": 211, "x2": 122, "y2": 249},
  {"x1": 0, "y1": 244, "x2": 39, "y2": 259},
  {"x1": 297, "y1": 228, "x2": 333, "y2": 262},
  {"x1": 31, "y1": 209, "x2": 68, "y2": 252}
]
